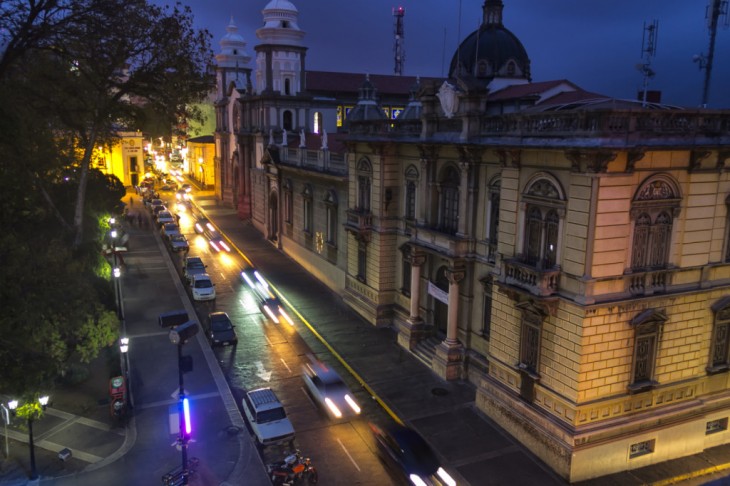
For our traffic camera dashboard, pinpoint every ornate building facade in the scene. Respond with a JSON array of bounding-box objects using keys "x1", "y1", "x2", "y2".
[{"x1": 216, "y1": 0, "x2": 730, "y2": 481}]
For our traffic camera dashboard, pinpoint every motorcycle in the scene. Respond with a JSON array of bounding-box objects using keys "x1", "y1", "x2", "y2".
[{"x1": 266, "y1": 450, "x2": 318, "y2": 485}]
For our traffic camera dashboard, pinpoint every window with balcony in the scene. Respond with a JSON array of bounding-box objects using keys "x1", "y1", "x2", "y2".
[
  {"x1": 438, "y1": 165, "x2": 460, "y2": 234},
  {"x1": 709, "y1": 297, "x2": 730, "y2": 374},
  {"x1": 302, "y1": 184, "x2": 313, "y2": 234},
  {"x1": 520, "y1": 176, "x2": 564, "y2": 269},
  {"x1": 630, "y1": 176, "x2": 681, "y2": 271},
  {"x1": 357, "y1": 158, "x2": 372, "y2": 212},
  {"x1": 404, "y1": 164, "x2": 418, "y2": 221},
  {"x1": 283, "y1": 179, "x2": 293, "y2": 224},
  {"x1": 486, "y1": 177, "x2": 500, "y2": 263},
  {"x1": 629, "y1": 309, "x2": 666, "y2": 393},
  {"x1": 324, "y1": 190, "x2": 337, "y2": 246}
]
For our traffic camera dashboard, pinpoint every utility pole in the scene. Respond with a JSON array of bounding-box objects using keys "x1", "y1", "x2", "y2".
[
  {"x1": 393, "y1": 7, "x2": 405, "y2": 76},
  {"x1": 637, "y1": 20, "x2": 658, "y2": 108}
]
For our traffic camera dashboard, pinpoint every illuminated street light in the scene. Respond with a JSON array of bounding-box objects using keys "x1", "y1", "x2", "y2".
[
  {"x1": 120, "y1": 337, "x2": 129, "y2": 354},
  {"x1": 8, "y1": 396, "x2": 50, "y2": 480}
]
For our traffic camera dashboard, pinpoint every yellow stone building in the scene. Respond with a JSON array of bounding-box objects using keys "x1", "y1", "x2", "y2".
[
  {"x1": 94, "y1": 130, "x2": 145, "y2": 187},
  {"x1": 217, "y1": 0, "x2": 730, "y2": 481}
]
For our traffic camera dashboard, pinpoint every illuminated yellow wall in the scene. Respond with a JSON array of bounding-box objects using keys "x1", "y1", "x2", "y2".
[{"x1": 94, "y1": 131, "x2": 144, "y2": 186}]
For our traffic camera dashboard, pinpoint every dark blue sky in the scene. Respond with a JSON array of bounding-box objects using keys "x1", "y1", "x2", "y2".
[{"x1": 177, "y1": 0, "x2": 730, "y2": 108}]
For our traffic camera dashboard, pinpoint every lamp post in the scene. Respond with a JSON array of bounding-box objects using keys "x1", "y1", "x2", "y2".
[
  {"x1": 8, "y1": 396, "x2": 49, "y2": 480},
  {"x1": 169, "y1": 321, "x2": 198, "y2": 485}
]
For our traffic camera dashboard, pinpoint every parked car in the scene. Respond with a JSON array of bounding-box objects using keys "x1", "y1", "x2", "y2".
[
  {"x1": 301, "y1": 358, "x2": 361, "y2": 419},
  {"x1": 156, "y1": 210, "x2": 175, "y2": 226},
  {"x1": 240, "y1": 267, "x2": 293, "y2": 324},
  {"x1": 242, "y1": 387, "x2": 295, "y2": 447},
  {"x1": 206, "y1": 312, "x2": 238, "y2": 346},
  {"x1": 168, "y1": 234, "x2": 189, "y2": 252},
  {"x1": 191, "y1": 273, "x2": 216, "y2": 301},
  {"x1": 160, "y1": 222, "x2": 181, "y2": 240},
  {"x1": 370, "y1": 422, "x2": 456, "y2": 486},
  {"x1": 184, "y1": 256, "x2": 207, "y2": 284}
]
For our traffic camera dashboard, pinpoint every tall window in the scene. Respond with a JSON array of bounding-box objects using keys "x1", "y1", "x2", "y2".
[
  {"x1": 487, "y1": 178, "x2": 501, "y2": 263},
  {"x1": 438, "y1": 166, "x2": 460, "y2": 234},
  {"x1": 324, "y1": 190, "x2": 337, "y2": 246},
  {"x1": 357, "y1": 242, "x2": 367, "y2": 282},
  {"x1": 302, "y1": 184, "x2": 313, "y2": 233},
  {"x1": 283, "y1": 179, "x2": 293, "y2": 224},
  {"x1": 481, "y1": 277, "x2": 493, "y2": 339},
  {"x1": 284, "y1": 78, "x2": 291, "y2": 95},
  {"x1": 521, "y1": 176, "x2": 564, "y2": 269},
  {"x1": 630, "y1": 176, "x2": 680, "y2": 271},
  {"x1": 357, "y1": 158, "x2": 372, "y2": 212},
  {"x1": 629, "y1": 309, "x2": 666, "y2": 392},
  {"x1": 518, "y1": 306, "x2": 543, "y2": 375},
  {"x1": 709, "y1": 297, "x2": 730, "y2": 373},
  {"x1": 404, "y1": 164, "x2": 418, "y2": 221},
  {"x1": 283, "y1": 110, "x2": 293, "y2": 131},
  {"x1": 313, "y1": 112, "x2": 323, "y2": 134},
  {"x1": 723, "y1": 196, "x2": 730, "y2": 262}
]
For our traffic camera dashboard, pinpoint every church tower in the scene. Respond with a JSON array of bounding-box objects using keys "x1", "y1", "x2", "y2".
[
  {"x1": 254, "y1": 0, "x2": 307, "y2": 95},
  {"x1": 215, "y1": 17, "x2": 252, "y2": 99}
]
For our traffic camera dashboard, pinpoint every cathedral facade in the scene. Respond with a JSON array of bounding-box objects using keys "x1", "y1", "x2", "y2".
[{"x1": 216, "y1": 0, "x2": 730, "y2": 481}]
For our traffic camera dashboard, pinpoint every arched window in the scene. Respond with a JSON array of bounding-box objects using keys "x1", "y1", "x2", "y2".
[
  {"x1": 520, "y1": 176, "x2": 565, "y2": 270},
  {"x1": 630, "y1": 176, "x2": 681, "y2": 271},
  {"x1": 356, "y1": 159, "x2": 372, "y2": 212},
  {"x1": 438, "y1": 166, "x2": 460, "y2": 234},
  {"x1": 313, "y1": 112, "x2": 323, "y2": 134},
  {"x1": 506, "y1": 61, "x2": 516, "y2": 76},
  {"x1": 283, "y1": 110, "x2": 293, "y2": 131}
]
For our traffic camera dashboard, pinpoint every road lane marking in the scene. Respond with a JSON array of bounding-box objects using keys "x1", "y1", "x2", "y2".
[
  {"x1": 280, "y1": 358, "x2": 292, "y2": 373},
  {"x1": 264, "y1": 333, "x2": 273, "y2": 347},
  {"x1": 337, "y1": 438, "x2": 361, "y2": 472}
]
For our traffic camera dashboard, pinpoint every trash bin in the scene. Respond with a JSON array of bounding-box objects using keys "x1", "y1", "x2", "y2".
[{"x1": 58, "y1": 448, "x2": 72, "y2": 461}]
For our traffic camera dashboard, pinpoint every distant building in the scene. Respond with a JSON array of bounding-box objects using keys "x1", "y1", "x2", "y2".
[
  {"x1": 94, "y1": 130, "x2": 145, "y2": 187},
  {"x1": 186, "y1": 135, "x2": 215, "y2": 188},
  {"x1": 216, "y1": 0, "x2": 730, "y2": 481}
]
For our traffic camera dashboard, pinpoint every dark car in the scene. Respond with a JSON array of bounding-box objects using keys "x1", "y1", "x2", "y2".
[
  {"x1": 370, "y1": 422, "x2": 456, "y2": 486},
  {"x1": 168, "y1": 234, "x2": 189, "y2": 252},
  {"x1": 240, "y1": 267, "x2": 293, "y2": 324},
  {"x1": 206, "y1": 312, "x2": 237, "y2": 346}
]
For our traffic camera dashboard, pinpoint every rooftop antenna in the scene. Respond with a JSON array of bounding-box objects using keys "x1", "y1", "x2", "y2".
[
  {"x1": 636, "y1": 19, "x2": 658, "y2": 108},
  {"x1": 393, "y1": 6, "x2": 406, "y2": 76},
  {"x1": 693, "y1": 0, "x2": 729, "y2": 107}
]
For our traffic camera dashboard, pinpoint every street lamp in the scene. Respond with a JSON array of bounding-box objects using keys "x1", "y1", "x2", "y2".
[{"x1": 8, "y1": 396, "x2": 50, "y2": 480}]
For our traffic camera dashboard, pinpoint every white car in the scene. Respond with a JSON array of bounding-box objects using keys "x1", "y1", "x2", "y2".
[
  {"x1": 242, "y1": 388, "x2": 295, "y2": 447},
  {"x1": 302, "y1": 359, "x2": 361, "y2": 419},
  {"x1": 191, "y1": 273, "x2": 216, "y2": 301}
]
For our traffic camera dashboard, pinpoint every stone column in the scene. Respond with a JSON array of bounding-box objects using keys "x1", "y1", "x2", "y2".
[
  {"x1": 432, "y1": 267, "x2": 465, "y2": 380},
  {"x1": 397, "y1": 251, "x2": 427, "y2": 351},
  {"x1": 457, "y1": 161, "x2": 470, "y2": 237}
]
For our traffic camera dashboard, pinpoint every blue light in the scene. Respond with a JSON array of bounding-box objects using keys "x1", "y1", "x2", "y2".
[{"x1": 183, "y1": 398, "x2": 191, "y2": 434}]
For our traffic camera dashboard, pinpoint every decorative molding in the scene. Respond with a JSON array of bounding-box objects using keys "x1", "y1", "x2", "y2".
[
  {"x1": 565, "y1": 150, "x2": 617, "y2": 173},
  {"x1": 689, "y1": 149, "x2": 711, "y2": 172},
  {"x1": 445, "y1": 267, "x2": 466, "y2": 285},
  {"x1": 417, "y1": 144, "x2": 439, "y2": 163},
  {"x1": 495, "y1": 149, "x2": 521, "y2": 169},
  {"x1": 626, "y1": 149, "x2": 646, "y2": 172}
]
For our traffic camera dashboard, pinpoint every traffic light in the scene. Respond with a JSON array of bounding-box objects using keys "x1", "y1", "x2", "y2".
[{"x1": 169, "y1": 321, "x2": 199, "y2": 345}]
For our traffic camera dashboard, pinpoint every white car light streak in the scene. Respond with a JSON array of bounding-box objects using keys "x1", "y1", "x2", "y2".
[
  {"x1": 344, "y1": 394, "x2": 361, "y2": 414},
  {"x1": 278, "y1": 307, "x2": 294, "y2": 325},
  {"x1": 436, "y1": 468, "x2": 456, "y2": 486},
  {"x1": 195, "y1": 223, "x2": 203, "y2": 233},
  {"x1": 220, "y1": 241, "x2": 231, "y2": 252},
  {"x1": 409, "y1": 475, "x2": 428, "y2": 486},
  {"x1": 242, "y1": 272, "x2": 256, "y2": 289},
  {"x1": 263, "y1": 305, "x2": 279, "y2": 323},
  {"x1": 209, "y1": 240, "x2": 220, "y2": 251},
  {"x1": 324, "y1": 397, "x2": 342, "y2": 418},
  {"x1": 254, "y1": 271, "x2": 268, "y2": 289}
]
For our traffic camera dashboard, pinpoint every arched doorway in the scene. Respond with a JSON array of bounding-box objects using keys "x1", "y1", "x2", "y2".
[
  {"x1": 433, "y1": 266, "x2": 449, "y2": 336},
  {"x1": 268, "y1": 191, "x2": 278, "y2": 242}
]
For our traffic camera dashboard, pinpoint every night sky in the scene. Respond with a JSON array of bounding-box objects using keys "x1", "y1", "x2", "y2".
[{"x1": 173, "y1": 0, "x2": 730, "y2": 109}]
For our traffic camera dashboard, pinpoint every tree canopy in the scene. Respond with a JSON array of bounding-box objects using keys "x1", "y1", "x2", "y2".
[{"x1": 0, "y1": 0, "x2": 214, "y2": 397}]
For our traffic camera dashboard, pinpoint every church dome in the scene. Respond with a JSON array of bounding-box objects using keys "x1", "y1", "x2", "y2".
[{"x1": 449, "y1": 0, "x2": 530, "y2": 81}]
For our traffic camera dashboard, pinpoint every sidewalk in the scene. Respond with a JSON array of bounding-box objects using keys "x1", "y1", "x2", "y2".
[{"x1": 195, "y1": 193, "x2": 730, "y2": 486}]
